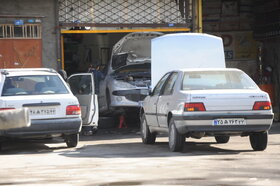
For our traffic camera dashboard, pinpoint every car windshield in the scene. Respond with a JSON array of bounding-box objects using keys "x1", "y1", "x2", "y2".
[
  {"x1": 182, "y1": 71, "x2": 258, "y2": 90},
  {"x1": 1, "y1": 75, "x2": 69, "y2": 96}
]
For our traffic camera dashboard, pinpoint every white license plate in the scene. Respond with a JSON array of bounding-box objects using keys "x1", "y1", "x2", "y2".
[
  {"x1": 29, "y1": 108, "x2": 56, "y2": 116},
  {"x1": 213, "y1": 118, "x2": 246, "y2": 126}
]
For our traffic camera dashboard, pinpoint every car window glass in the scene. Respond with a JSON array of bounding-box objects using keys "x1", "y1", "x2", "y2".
[
  {"x1": 182, "y1": 71, "x2": 258, "y2": 90},
  {"x1": 68, "y1": 75, "x2": 93, "y2": 95},
  {"x1": 1, "y1": 75, "x2": 69, "y2": 96},
  {"x1": 162, "y1": 72, "x2": 178, "y2": 95},
  {"x1": 152, "y1": 73, "x2": 170, "y2": 96}
]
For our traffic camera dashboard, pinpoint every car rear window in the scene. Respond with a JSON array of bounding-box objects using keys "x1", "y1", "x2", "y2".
[
  {"x1": 1, "y1": 75, "x2": 69, "y2": 96},
  {"x1": 182, "y1": 71, "x2": 258, "y2": 90}
]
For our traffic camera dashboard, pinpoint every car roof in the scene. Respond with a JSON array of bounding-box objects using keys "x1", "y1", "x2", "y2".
[
  {"x1": 176, "y1": 68, "x2": 242, "y2": 72},
  {"x1": 0, "y1": 68, "x2": 58, "y2": 77}
]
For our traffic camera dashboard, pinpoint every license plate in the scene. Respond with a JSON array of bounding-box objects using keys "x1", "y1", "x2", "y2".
[
  {"x1": 29, "y1": 108, "x2": 56, "y2": 116},
  {"x1": 213, "y1": 118, "x2": 246, "y2": 126}
]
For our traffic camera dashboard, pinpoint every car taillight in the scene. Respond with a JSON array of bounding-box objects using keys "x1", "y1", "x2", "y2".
[
  {"x1": 253, "y1": 101, "x2": 271, "y2": 110},
  {"x1": 66, "y1": 105, "x2": 81, "y2": 115},
  {"x1": 0, "y1": 108, "x2": 15, "y2": 111},
  {"x1": 184, "y1": 103, "x2": 206, "y2": 111}
]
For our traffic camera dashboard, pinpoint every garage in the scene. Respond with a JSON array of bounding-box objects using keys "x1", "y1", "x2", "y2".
[{"x1": 1, "y1": 0, "x2": 280, "y2": 120}]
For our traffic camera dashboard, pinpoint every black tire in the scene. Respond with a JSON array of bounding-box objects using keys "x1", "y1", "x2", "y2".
[
  {"x1": 249, "y1": 132, "x2": 268, "y2": 151},
  {"x1": 215, "y1": 135, "x2": 230, "y2": 144},
  {"x1": 106, "y1": 89, "x2": 111, "y2": 111},
  {"x1": 65, "y1": 133, "x2": 79, "y2": 148},
  {"x1": 140, "y1": 113, "x2": 156, "y2": 144},
  {"x1": 168, "y1": 118, "x2": 185, "y2": 152}
]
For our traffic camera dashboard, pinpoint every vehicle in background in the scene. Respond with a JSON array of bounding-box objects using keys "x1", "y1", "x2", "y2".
[
  {"x1": 140, "y1": 68, "x2": 274, "y2": 152},
  {"x1": 99, "y1": 32, "x2": 163, "y2": 115},
  {"x1": 0, "y1": 68, "x2": 96, "y2": 149}
]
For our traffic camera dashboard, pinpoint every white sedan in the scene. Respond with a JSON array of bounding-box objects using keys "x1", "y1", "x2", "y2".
[
  {"x1": 140, "y1": 68, "x2": 274, "y2": 152},
  {"x1": 0, "y1": 68, "x2": 96, "y2": 149}
]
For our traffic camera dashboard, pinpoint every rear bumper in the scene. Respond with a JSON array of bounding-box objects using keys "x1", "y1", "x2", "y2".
[
  {"x1": 0, "y1": 117, "x2": 82, "y2": 138},
  {"x1": 173, "y1": 113, "x2": 274, "y2": 134}
]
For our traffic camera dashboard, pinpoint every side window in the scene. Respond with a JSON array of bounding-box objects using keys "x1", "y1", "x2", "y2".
[
  {"x1": 68, "y1": 74, "x2": 93, "y2": 95},
  {"x1": 152, "y1": 73, "x2": 170, "y2": 96},
  {"x1": 162, "y1": 72, "x2": 178, "y2": 95}
]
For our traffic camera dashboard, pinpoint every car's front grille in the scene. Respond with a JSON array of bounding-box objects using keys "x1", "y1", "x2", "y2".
[{"x1": 125, "y1": 94, "x2": 147, "y2": 102}]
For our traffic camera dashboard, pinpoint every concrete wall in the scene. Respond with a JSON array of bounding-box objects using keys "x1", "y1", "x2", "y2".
[{"x1": 0, "y1": 0, "x2": 59, "y2": 70}]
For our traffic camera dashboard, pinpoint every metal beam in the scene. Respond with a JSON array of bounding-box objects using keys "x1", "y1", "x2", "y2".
[{"x1": 60, "y1": 28, "x2": 190, "y2": 34}]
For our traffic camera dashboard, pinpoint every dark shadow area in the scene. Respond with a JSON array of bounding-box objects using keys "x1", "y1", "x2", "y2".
[
  {"x1": 80, "y1": 128, "x2": 141, "y2": 141},
  {"x1": 60, "y1": 140, "x2": 252, "y2": 159},
  {"x1": 268, "y1": 122, "x2": 280, "y2": 134},
  {"x1": 0, "y1": 138, "x2": 68, "y2": 155}
]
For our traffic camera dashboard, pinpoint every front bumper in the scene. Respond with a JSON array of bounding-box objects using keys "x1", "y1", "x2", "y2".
[
  {"x1": 173, "y1": 113, "x2": 274, "y2": 135},
  {"x1": 0, "y1": 117, "x2": 82, "y2": 138},
  {"x1": 111, "y1": 89, "x2": 149, "y2": 107}
]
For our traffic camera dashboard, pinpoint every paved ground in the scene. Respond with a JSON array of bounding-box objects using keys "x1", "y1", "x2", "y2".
[{"x1": 0, "y1": 123, "x2": 280, "y2": 185}]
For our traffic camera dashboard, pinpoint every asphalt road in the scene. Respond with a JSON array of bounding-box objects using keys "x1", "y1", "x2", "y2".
[{"x1": 0, "y1": 123, "x2": 280, "y2": 185}]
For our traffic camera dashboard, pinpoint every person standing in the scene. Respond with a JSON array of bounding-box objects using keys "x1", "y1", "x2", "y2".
[{"x1": 88, "y1": 64, "x2": 104, "y2": 94}]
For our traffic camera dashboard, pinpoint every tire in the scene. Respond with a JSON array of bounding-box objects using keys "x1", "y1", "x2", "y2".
[
  {"x1": 215, "y1": 135, "x2": 230, "y2": 144},
  {"x1": 249, "y1": 132, "x2": 268, "y2": 151},
  {"x1": 168, "y1": 118, "x2": 185, "y2": 152},
  {"x1": 106, "y1": 89, "x2": 111, "y2": 111},
  {"x1": 65, "y1": 133, "x2": 79, "y2": 148},
  {"x1": 140, "y1": 113, "x2": 156, "y2": 144}
]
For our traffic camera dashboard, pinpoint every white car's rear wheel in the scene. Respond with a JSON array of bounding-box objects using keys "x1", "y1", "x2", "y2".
[
  {"x1": 65, "y1": 133, "x2": 79, "y2": 148},
  {"x1": 215, "y1": 135, "x2": 230, "y2": 144},
  {"x1": 169, "y1": 118, "x2": 185, "y2": 152},
  {"x1": 140, "y1": 113, "x2": 156, "y2": 144},
  {"x1": 249, "y1": 132, "x2": 268, "y2": 151}
]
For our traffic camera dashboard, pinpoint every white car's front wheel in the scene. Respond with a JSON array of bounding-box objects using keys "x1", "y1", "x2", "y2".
[
  {"x1": 140, "y1": 113, "x2": 156, "y2": 144},
  {"x1": 168, "y1": 118, "x2": 185, "y2": 152},
  {"x1": 249, "y1": 132, "x2": 268, "y2": 151}
]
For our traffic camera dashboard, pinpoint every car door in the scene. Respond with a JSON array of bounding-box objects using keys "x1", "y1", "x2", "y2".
[
  {"x1": 68, "y1": 73, "x2": 98, "y2": 126},
  {"x1": 157, "y1": 72, "x2": 178, "y2": 128},
  {"x1": 144, "y1": 72, "x2": 171, "y2": 127}
]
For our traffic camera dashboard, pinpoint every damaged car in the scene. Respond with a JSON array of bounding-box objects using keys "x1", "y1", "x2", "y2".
[{"x1": 99, "y1": 32, "x2": 163, "y2": 114}]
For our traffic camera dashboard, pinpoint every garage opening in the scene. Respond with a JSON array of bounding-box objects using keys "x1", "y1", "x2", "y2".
[{"x1": 61, "y1": 28, "x2": 190, "y2": 76}]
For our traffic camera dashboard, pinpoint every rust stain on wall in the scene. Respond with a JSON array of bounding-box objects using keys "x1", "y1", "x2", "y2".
[{"x1": 0, "y1": 39, "x2": 42, "y2": 68}]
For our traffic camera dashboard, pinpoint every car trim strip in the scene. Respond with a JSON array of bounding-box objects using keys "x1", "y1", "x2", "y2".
[
  {"x1": 23, "y1": 102, "x2": 61, "y2": 107},
  {"x1": 173, "y1": 114, "x2": 274, "y2": 120}
]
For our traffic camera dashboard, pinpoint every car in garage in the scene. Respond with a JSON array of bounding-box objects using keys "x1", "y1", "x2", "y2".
[
  {"x1": 140, "y1": 68, "x2": 274, "y2": 152},
  {"x1": 98, "y1": 32, "x2": 163, "y2": 115},
  {"x1": 0, "y1": 68, "x2": 84, "y2": 148}
]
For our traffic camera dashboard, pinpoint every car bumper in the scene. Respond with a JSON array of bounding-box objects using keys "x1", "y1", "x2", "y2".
[
  {"x1": 0, "y1": 117, "x2": 82, "y2": 138},
  {"x1": 173, "y1": 113, "x2": 274, "y2": 134},
  {"x1": 111, "y1": 89, "x2": 148, "y2": 107}
]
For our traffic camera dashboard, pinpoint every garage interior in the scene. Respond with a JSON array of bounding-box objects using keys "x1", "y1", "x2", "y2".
[{"x1": 58, "y1": 0, "x2": 280, "y2": 121}]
